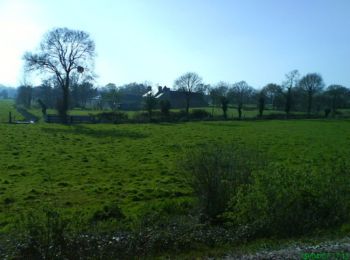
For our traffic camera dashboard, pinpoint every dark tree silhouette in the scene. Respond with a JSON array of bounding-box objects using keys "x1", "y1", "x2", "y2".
[
  {"x1": 258, "y1": 90, "x2": 265, "y2": 117},
  {"x1": 283, "y1": 70, "x2": 300, "y2": 116},
  {"x1": 211, "y1": 82, "x2": 231, "y2": 119},
  {"x1": 262, "y1": 83, "x2": 283, "y2": 110},
  {"x1": 324, "y1": 85, "x2": 350, "y2": 116},
  {"x1": 0, "y1": 89, "x2": 8, "y2": 99},
  {"x1": 23, "y1": 27, "x2": 95, "y2": 123},
  {"x1": 16, "y1": 85, "x2": 33, "y2": 108},
  {"x1": 144, "y1": 92, "x2": 157, "y2": 121},
  {"x1": 101, "y1": 83, "x2": 120, "y2": 111},
  {"x1": 230, "y1": 81, "x2": 254, "y2": 120},
  {"x1": 70, "y1": 81, "x2": 97, "y2": 109},
  {"x1": 299, "y1": 73, "x2": 324, "y2": 115},
  {"x1": 174, "y1": 72, "x2": 203, "y2": 116},
  {"x1": 159, "y1": 99, "x2": 171, "y2": 116}
]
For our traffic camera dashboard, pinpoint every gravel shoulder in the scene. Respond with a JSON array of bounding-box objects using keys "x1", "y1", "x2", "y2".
[{"x1": 224, "y1": 237, "x2": 350, "y2": 259}]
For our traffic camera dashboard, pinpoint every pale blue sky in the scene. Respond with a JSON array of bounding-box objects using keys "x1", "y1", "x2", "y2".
[{"x1": 0, "y1": 0, "x2": 349, "y2": 88}]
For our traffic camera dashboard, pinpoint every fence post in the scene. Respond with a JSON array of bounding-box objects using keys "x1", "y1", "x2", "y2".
[{"x1": 8, "y1": 112, "x2": 12, "y2": 124}]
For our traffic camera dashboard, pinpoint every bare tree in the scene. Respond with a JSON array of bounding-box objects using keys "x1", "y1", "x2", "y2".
[
  {"x1": 230, "y1": 81, "x2": 254, "y2": 120},
  {"x1": 299, "y1": 73, "x2": 324, "y2": 115},
  {"x1": 23, "y1": 27, "x2": 95, "y2": 123},
  {"x1": 211, "y1": 82, "x2": 230, "y2": 119},
  {"x1": 283, "y1": 70, "x2": 300, "y2": 115},
  {"x1": 174, "y1": 72, "x2": 203, "y2": 116}
]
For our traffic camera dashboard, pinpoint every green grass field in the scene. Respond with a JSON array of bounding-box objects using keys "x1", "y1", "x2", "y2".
[
  {"x1": 2, "y1": 99, "x2": 350, "y2": 257},
  {"x1": 0, "y1": 99, "x2": 24, "y2": 122},
  {"x1": 1, "y1": 118, "x2": 350, "y2": 233}
]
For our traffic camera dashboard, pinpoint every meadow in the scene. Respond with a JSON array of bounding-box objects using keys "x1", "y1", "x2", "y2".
[
  {"x1": 1, "y1": 100, "x2": 350, "y2": 257},
  {"x1": 0, "y1": 99, "x2": 24, "y2": 122},
  {"x1": 1, "y1": 119, "x2": 350, "y2": 228}
]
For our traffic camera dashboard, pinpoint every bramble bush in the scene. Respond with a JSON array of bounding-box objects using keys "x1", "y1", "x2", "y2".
[
  {"x1": 190, "y1": 109, "x2": 212, "y2": 120},
  {"x1": 182, "y1": 143, "x2": 350, "y2": 238},
  {"x1": 224, "y1": 155, "x2": 350, "y2": 237},
  {"x1": 181, "y1": 144, "x2": 261, "y2": 223}
]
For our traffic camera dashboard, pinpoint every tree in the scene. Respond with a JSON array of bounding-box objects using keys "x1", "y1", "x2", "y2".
[
  {"x1": 0, "y1": 89, "x2": 8, "y2": 99},
  {"x1": 118, "y1": 82, "x2": 149, "y2": 95},
  {"x1": 143, "y1": 91, "x2": 157, "y2": 121},
  {"x1": 100, "y1": 83, "x2": 120, "y2": 111},
  {"x1": 33, "y1": 79, "x2": 57, "y2": 109},
  {"x1": 299, "y1": 73, "x2": 324, "y2": 115},
  {"x1": 159, "y1": 99, "x2": 171, "y2": 116},
  {"x1": 211, "y1": 82, "x2": 231, "y2": 119},
  {"x1": 16, "y1": 85, "x2": 33, "y2": 108},
  {"x1": 283, "y1": 70, "x2": 300, "y2": 115},
  {"x1": 258, "y1": 90, "x2": 265, "y2": 117},
  {"x1": 70, "y1": 81, "x2": 97, "y2": 108},
  {"x1": 230, "y1": 81, "x2": 254, "y2": 120},
  {"x1": 324, "y1": 85, "x2": 350, "y2": 116},
  {"x1": 23, "y1": 27, "x2": 95, "y2": 123},
  {"x1": 209, "y1": 86, "x2": 220, "y2": 115},
  {"x1": 262, "y1": 83, "x2": 283, "y2": 110},
  {"x1": 174, "y1": 72, "x2": 203, "y2": 116}
]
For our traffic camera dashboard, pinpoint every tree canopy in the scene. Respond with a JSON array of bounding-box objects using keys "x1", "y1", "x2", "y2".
[{"x1": 23, "y1": 27, "x2": 95, "y2": 122}]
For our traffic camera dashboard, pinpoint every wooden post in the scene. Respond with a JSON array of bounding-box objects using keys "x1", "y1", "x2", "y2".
[{"x1": 8, "y1": 112, "x2": 12, "y2": 124}]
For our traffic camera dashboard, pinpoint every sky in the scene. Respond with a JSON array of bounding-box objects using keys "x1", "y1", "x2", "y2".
[{"x1": 0, "y1": 0, "x2": 349, "y2": 89}]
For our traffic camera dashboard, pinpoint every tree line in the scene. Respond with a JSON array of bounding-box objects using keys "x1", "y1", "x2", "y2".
[
  {"x1": 207, "y1": 70, "x2": 350, "y2": 119},
  {"x1": 16, "y1": 27, "x2": 350, "y2": 121},
  {"x1": 16, "y1": 69, "x2": 350, "y2": 120},
  {"x1": 15, "y1": 81, "x2": 150, "y2": 111}
]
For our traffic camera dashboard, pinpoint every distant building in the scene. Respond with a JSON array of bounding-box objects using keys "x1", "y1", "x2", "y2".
[
  {"x1": 88, "y1": 86, "x2": 208, "y2": 111},
  {"x1": 154, "y1": 86, "x2": 208, "y2": 109}
]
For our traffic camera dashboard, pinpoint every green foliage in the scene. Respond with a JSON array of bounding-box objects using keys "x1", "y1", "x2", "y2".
[
  {"x1": 96, "y1": 111, "x2": 128, "y2": 123},
  {"x1": 16, "y1": 208, "x2": 69, "y2": 259},
  {"x1": 0, "y1": 99, "x2": 24, "y2": 122},
  {"x1": 181, "y1": 144, "x2": 258, "y2": 223},
  {"x1": 190, "y1": 109, "x2": 211, "y2": 120},
  {"x1": 225, "y1": 157, "x2": 350, "y2": 237},
  {"x1": 91, "y1": 204, "x2": 125, "y2": 222},
  {"x1": 10, "y1": 210, "x2": 237, "y2": 259},
  {"x1": 143, "y1": 94, "x2": 158, "y2": 120}
]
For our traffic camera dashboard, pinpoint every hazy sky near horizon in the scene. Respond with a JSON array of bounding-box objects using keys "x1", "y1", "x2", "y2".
[{"x1": 0, "y1": 0, "x2": 349, "y2": 89}]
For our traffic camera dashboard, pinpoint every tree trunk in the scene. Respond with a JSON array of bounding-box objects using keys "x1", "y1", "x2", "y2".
[
  {"x1": 61, "y1": 75, "x2": 70, "y2": 123},
  {"x1": 222, "y1": 107, "x2": 227, "y2": 119},
  {"x1": 186, "y1": 95, "x2": 190, "y2": 117},
  {"x1": 222, "y1": 101, "x2": 228, "y2": 120},
  {"x1": 285, "y1": 88, "x2": 291, "y2": 116},
  {"x1": 307, "y1": 91, "x2": 312, "y2": 116},
  {"x1": 238, "y1": 103, "x2": 242, "y2": 120}
]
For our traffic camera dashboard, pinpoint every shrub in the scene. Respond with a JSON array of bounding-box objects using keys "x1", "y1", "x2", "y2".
[
  {"x1": 96, "y1": 111, "x2": 128, "y2": 123},
  {"x1": 91, "y1": 204, "x2": 125, "y2": 222},
  {"x1": 225, "y1": 156, "x2": 350, "y2": 237},
  {"x1": 16, "y1": 208, "x2": 69, "y2": 259},
  {"x1": 181, "y1": 144, "x2": 260, "y2": 223},
  {"x1": 190, "y1": 109, "x2": 211, "y2": 120},
  {"x1": 8, "y1": 207, "x2": 238, "y2": 259}
]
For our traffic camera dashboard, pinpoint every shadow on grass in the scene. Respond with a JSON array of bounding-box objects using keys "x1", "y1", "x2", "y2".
[
  {"x1": 202, "y1": 122, "x2": 243, "y2": 127},
  {"x1": 41, "y1": 125, "x2": 149, "y2": 139}
]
